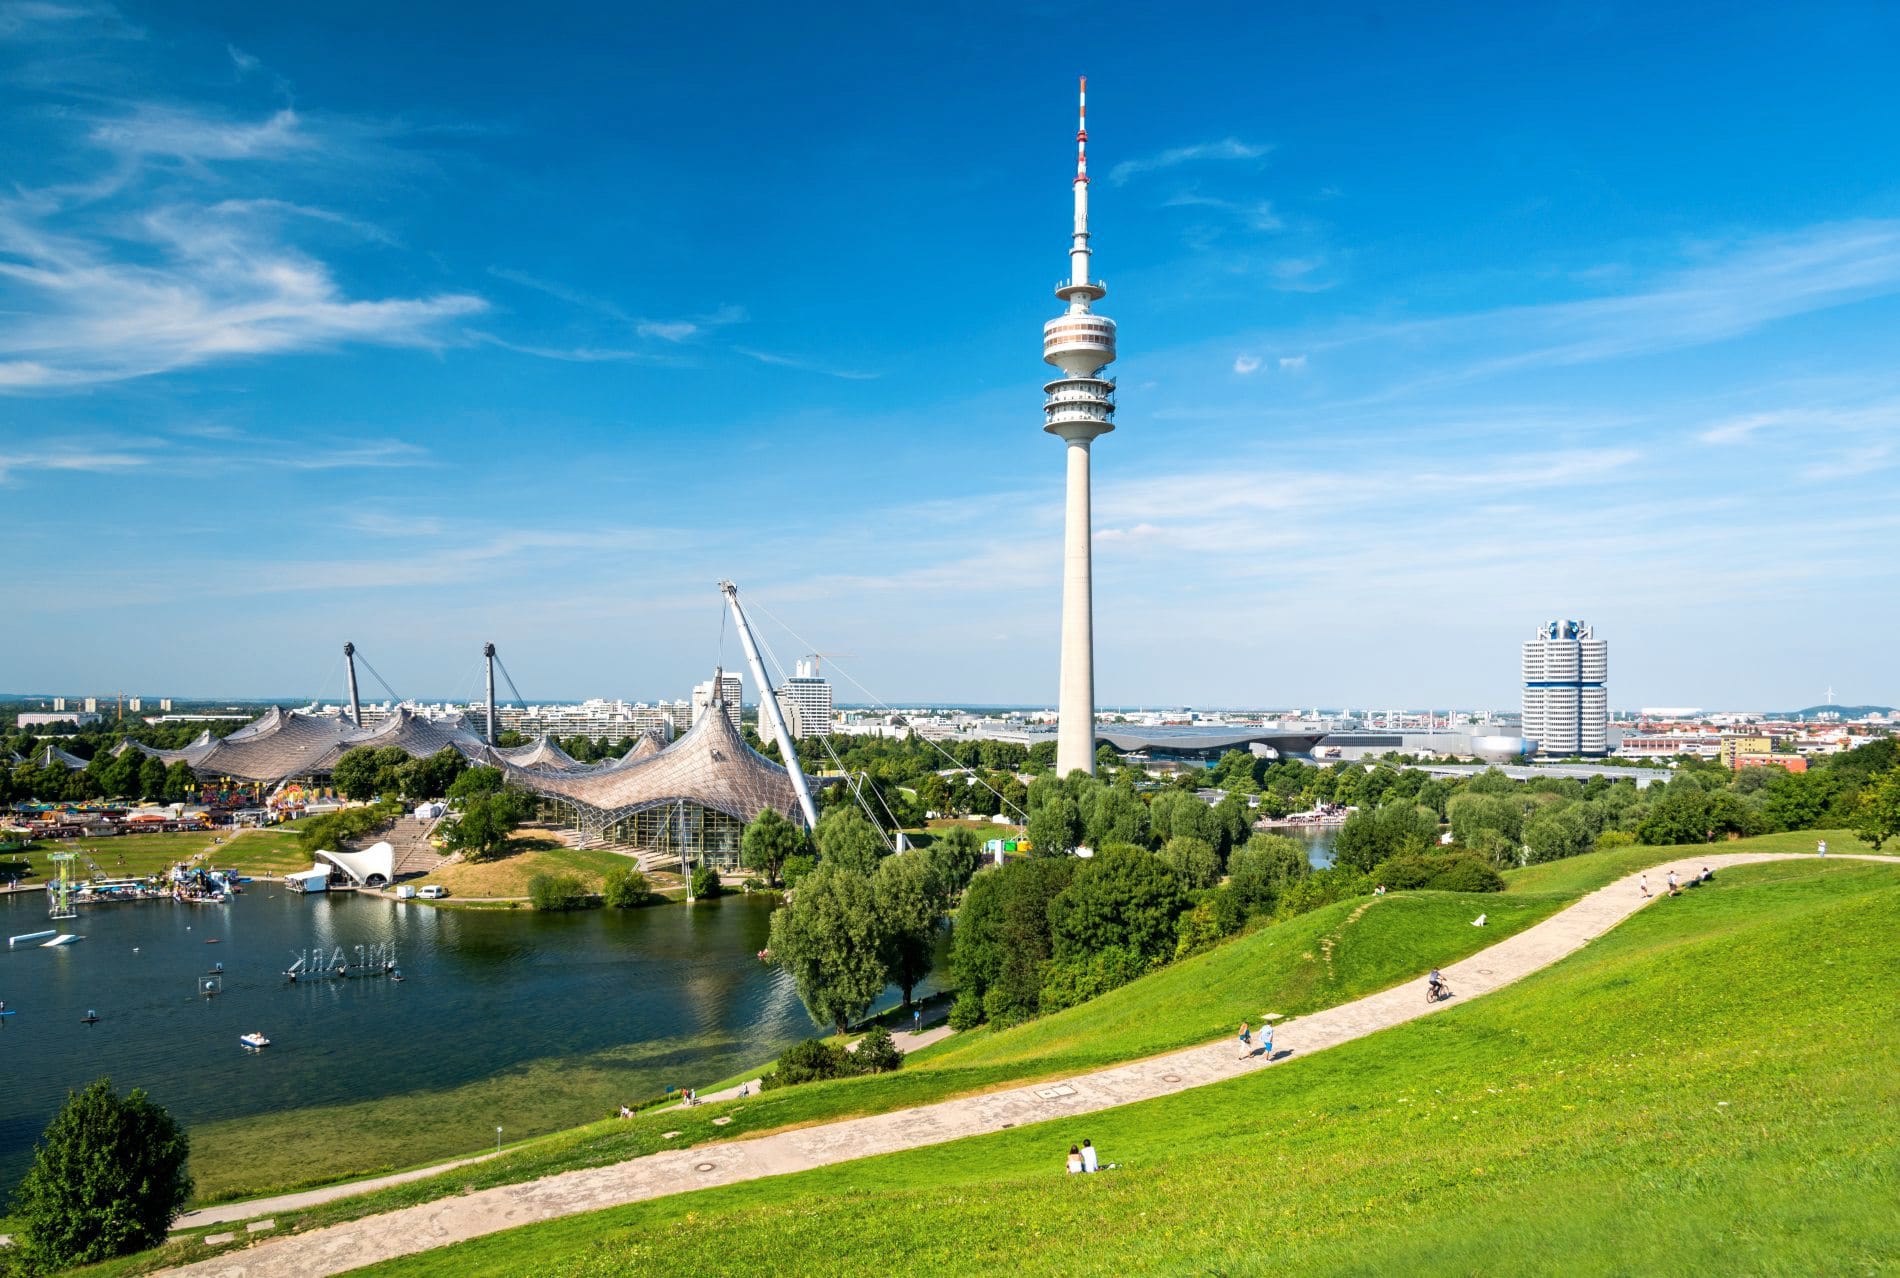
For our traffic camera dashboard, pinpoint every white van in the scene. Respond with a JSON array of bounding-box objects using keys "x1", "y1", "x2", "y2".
[{"x1": 417, "y1": 885, "x2": 448, "y2": 900}]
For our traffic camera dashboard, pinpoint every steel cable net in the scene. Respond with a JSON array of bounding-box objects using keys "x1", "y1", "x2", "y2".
[
  {"x1": 495, "y1": 697, "x2": 803, "y2": 838},
  {"x1": 189, "y1": 707, "x2": 489, "y2": 784}
]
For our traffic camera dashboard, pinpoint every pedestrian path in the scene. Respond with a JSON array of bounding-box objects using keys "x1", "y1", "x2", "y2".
[
  {"x1": 662, "y1": 1020, "x2": 956, "y2": 1111},
  {"x1": 164, "y1": 852, "x2": 1892, "y2": 1277}
]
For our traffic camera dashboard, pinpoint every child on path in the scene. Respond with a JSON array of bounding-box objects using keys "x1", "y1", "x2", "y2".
[
  {"x1": 1081, "y1": 1139, "x2": 1098, "y2": 1173},
  {"x1": 1237, "y1": 1021, "x2": 1253, "y2": 1059},
  {"x1": 1639, "y1": 874, "x2": 1650, "y2": 898},
  {"x1": 1667, "y1": 870, "x2": 1679, "y2": 896},
  {"x1": 1066, "y1": 1145, "x2": 1083, "y2": 1175}
]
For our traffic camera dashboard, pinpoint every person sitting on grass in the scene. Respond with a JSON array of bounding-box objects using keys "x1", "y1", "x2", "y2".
[
  {"x1": 1081, "y1": 1139, "x2": 1098, "y2": 1173},
  {"x1": 1067, "y1": 1145, "x2": 1083, "y2": 1175}
]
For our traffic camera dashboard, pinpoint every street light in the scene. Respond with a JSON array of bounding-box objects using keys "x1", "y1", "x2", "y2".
[{"x1": 495, "y1": 1125, "x2": 503, "y2": 1155}]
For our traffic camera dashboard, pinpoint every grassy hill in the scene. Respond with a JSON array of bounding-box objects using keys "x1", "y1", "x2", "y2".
[{"x1": 350, "y1": 855, "x2": 1900, "y2": 1277}]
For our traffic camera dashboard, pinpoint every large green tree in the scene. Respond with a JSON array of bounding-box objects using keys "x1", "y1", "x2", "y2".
[
  {"x1": 1227, "y1": 832, "x2": 1311, "y2": 911},
  {"x1": 741, "y1": 807, "x2": 807, "y2": 886},
  {"x1": 815, "y1": 805, "x2": 886, "y2": 876},
  {"x1": 768, "y1": 863, "x2": 889, "y2": 1033},
  {"x1": 872, "y1": 851, "x2": 942, "y2": 1007},
  {"x1": 1047, "y1": 843, "x2": 1186, "y2": 964},
  {"x1": 12, "y1": 1078, "x2": 193, "y2": 1270},
  {"x1": 445, "y1": 788, "x2": 530, "y2": 862},
  {"x1": 1853, "y1": 766, "x2": 1900, "y2": 850}
]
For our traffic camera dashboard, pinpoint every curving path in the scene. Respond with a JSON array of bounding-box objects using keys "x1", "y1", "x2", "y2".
[{"x1": 164, "y1": 852, "x2": 1892, "y2": 1277}]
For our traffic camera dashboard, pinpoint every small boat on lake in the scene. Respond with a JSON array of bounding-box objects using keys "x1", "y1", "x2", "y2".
[
  {"x1": 240, "y1": 1032, "x2": 270, "y2": 1050},
  {"x1": 80, "y1": 1010, "x2": 100, "y2": 1024}
]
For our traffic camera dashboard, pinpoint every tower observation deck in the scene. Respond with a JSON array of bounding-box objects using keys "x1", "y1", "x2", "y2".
[{"x1": 1046, "y1": 77, "x2": 1115, "y2": 778}]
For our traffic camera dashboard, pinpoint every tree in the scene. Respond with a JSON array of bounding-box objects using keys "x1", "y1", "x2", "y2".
[
  {"x1": 742, "y1": 807, "x2": 806, "y2": 887},
  {"x1": 925, "y1": 825, "x2": 983, "y2": 895},
  {"x1": 161, "y1": 760, "x2": 196, "y2": 803},
  {"x1": 12, "y1": 1078, "x2": 193, "y2": 1270},
  {"x1": 815, "y1": 805, "x2": 886, "y2": 876},
  {"x1": 1854, "y1": 767, "x2": 1900, "y2": 850},
  {"x1": 949, "y1": 857, "x2": 1076, "y2": 1026},
  {"x1": 873, "y1": 852, "x2": 942, "y2": 1007},
  {"x1": 1332, "y1": 803, "x2": 1436, "y2": 872},
  {"x1": 1157, "y1": 835, "x2": 1220, "y2": 889},
  {"x1": 601, "y1": 866, "x2": 650, "y2": 907},
  {"x1": 690, "y1": 865, "x2": 723, "y2": 899},
  {"x1": 1227, "y1": 833, "x2": 1311, "y2": 911},
  {"x1": 1047, "y1": 843, "x2": 1187, "y2": 964},
  {"x1": 1026, "y1": 794, "x2": 1083, "y2": 857},
  {"x1": 331, "y1": 746, "x2": 383, "y2": 802},
  {"x1": 1083, "y1": 783, "x2": 1149, "y2": 850},
  {"x1": 768, "y1": 863, "x2": 890, "y2": 1033},
  {"x1": 1522, "y1": 804, "x2": 1593, "y2": 864},
  {"x1": 447, "y1": 765, "x2": 507, "y2": 804},
  {"x1": 445, "y1": 788, "x2": 530, "y2": 863},
  {"x1": 1447, "y1": 792, "x2": 1523, "y2": 846},
  {"x1": 136, "y1": 754, "x2": 168, "y2": 802}
]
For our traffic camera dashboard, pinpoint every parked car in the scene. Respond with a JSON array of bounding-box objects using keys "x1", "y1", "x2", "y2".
[{"x1": 417, "y1": 885, "x2": 449, "y2": 899}]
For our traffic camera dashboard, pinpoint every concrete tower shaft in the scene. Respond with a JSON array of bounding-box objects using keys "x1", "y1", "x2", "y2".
[{"x1": 1045, "y1": 77, "x2": 1115, "y2": 779}]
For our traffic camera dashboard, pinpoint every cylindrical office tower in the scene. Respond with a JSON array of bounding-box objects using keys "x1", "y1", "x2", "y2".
[
  {"x1": 1044, "y1": 77, "x2": 1116, "y2": 778},
  {"x1": 1522, "y1": 620, "x2": 1610, "y2": 757}
]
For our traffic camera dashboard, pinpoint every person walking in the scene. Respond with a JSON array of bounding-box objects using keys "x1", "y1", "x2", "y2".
[
  {"x1": 1067, "y1": 1145, "x2": 1084, "y2": 1175},
  {"x1": 1259, "y1": 1020, "x2": 1274, "y2": 1060},
  {"x1": 1817, "y1": 838, "x2": 1828, "y2": 857},
  {"x1": 1237, "y1": 1021, "x2": 1253, "y2": 1059},
  {"x1": 1081, "y1": 1139, "x2": 1099, "y2": 1173},
  {"x1": 1667, "y1": 869, "x2": 1679, "y2": 897},
  {"x1": 913, "y1": 1007, "x2": 923, "y2": 1036},
  {"x1": 1639, "y1": 874, "x2": 1650, "y2": 899}
]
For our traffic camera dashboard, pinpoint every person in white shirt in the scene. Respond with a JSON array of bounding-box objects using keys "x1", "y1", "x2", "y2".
[
  {"x1": 1081, "y1": 1139, "x2": 1098, "y2": 1173},
  {"x1": 1066, "y1": 1146, "x2": 1083, "y2": 1175}
]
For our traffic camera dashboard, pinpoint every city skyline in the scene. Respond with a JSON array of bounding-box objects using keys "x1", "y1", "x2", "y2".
[{"x1": 5, "y1": 3, "x2": 1899, "y2": 709}]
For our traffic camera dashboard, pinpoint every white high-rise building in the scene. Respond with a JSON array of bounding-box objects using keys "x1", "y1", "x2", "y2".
[
  {"x1": 1522, "y1": 620, "x2": 1609, "y2": 757},
  {"x1": 773, "y1": 659, "x2": 833, "y2": 740},
  {"x1": 1043, "y1": 77, "x2": 1117, "y2": 778},
  {"x1": 691, "y1": 670, "x2": 742, "y2": 733}
]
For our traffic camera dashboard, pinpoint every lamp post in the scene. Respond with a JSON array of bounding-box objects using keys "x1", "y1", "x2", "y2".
[{"x1": 495, "y1": 1125, "x2": 503, "y2": 1155}]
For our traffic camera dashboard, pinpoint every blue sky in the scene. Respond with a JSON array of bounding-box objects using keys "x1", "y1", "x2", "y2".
[{"x1": 3, "y1": 1, "x2": 1897, "y2": 711}]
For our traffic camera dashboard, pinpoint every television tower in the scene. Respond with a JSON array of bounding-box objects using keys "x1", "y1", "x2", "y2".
[{"x1": 1043, "y1": 76, "x2": 1116, "y2": 777}]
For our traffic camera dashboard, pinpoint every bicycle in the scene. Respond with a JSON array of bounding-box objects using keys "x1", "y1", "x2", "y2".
[{"x1": 1426, "y1": 981, "x2": 1453, "y2": 1004}]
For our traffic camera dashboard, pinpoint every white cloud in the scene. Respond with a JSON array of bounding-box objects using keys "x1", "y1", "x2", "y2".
[
  {"x1": 226, "y1": 42, "x2": 258, "y2": 72},
  {"x1": 1110, "y1": 138, "x2": 1271, "y2": 185},
  {"x1": 0, "y1": 445, "x2": 148, "y2": 483},
  {"x1": 1233, "y1": 354, "x2": 1262, "y2": 375},
  {"x1": 1279, "y1": 354, "x2": 1307, "y2": 372},
  {"x1": 87, "y1": 105, "x2": 312, "y2": 164},
  {"x1": 1163, "y1": 192, "x2": 1282, "y2": 231},
  {"x1": 736, "y1": 347, "x2": 878, "y2": 380}
]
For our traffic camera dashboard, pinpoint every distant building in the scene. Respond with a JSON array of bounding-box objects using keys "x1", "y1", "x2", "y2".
[
  {"x1": 1522, "y1": 619, "x2": 1609, "y2": 757},
  {"x1": 16, "y1": 712, "x2": 101, "y2": 729},
  {"x1": 771, "y1": 660, "x2": 833, "y2": 740},
  {"x1": 127, "y1": 697, "x2": 142, "y2": 712},
  {"x1": 1732, "y1": 752, "x2": 1808, "y2": 774},
  {"x1": 691, "y1": 671, "x2": 743, "y2": 733}
]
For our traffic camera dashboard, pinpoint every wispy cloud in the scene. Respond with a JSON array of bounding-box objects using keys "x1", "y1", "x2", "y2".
[
  {"x1": 735, "y1": 347, "x2": 878, "y2": 380},
  {"x1": 1279, "y1": 354, "x2": 1307, "y2": 371},
  {"x1": 1163, "y1": 191, "x2": 1283, "y2": 231},
  {"x1": 469, "y1": 333, "x2": 685, "y2": 364},
  {"x1": 0, "y1": 444, "x2": 148, "y2": 483},
  {"x1": 1233, "y1": 354, "x2": 1261, "y2": 375},
  {"x1": 1110, "y1": 138, "x2": 1271, "y2": 185},
  {"x1": 0, "y1": 1, "x2": 141, "y2": 41}
]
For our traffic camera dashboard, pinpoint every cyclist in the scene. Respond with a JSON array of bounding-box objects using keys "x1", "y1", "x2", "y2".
[{"x1": 1427, "y1": 969, "x2": 1446, "y2": 1002}]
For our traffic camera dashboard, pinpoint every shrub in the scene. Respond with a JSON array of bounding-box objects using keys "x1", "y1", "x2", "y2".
[
  {"x1": 689, "y1": 865, "x2": 723, "y2": 899},
  {"x1": 12, "y1": 1078, "x2": 192, "y2": 1270},
  {"x1": 1174, "y1": 887, "x2": 1245, "y2": 960},
  {"x1": 762, "y1": 1038, "x2": 856, "y2": 1090},
  {"x1": 601, "y1": 866, "x2": 649, "y2": 908},
  {"x1": 854, "y1": 1025, "x2": 905, "y2": 1073},
  {"x1": 947, "y1": 989, "x2": 984, "y2": 1031},
  {"x1": 527, "y1": 872, "x2": 592, "y2": 911},
  {"x1": 780, "y1": 854, "x2": 816, "y2": 889},
  {"x1": 1595, "y1": 829, "x2": 1637, "y2": 852},
  {"x1": 1369, "y1": 853, "x2": 1505, "y2": 894}
]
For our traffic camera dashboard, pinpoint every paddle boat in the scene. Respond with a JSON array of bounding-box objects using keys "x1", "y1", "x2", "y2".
[{"x1": 239, "y1": 1032, "x2": 271, "y2": 1050}]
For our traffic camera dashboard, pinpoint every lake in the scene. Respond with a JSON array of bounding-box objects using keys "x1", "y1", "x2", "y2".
[{"x1": 0, "y1": 886, "x2": 907, "y2": 1191}]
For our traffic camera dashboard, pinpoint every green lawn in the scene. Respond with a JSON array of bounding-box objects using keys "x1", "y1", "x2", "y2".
[
  {"x1": 347, "y1": 856, "x2": 1900, "y2": 1277},
  {"x1": 1502, "y1": 826, "x2": 1871, "y2": 896},
  {"x1": 5, "y1": 823, "x2": 317, "y2": 881}
]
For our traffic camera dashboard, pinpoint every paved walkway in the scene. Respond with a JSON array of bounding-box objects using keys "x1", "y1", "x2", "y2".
[
  {"x1": 165, "y1": 852, "x2": 1891, "y2": 1277},
  {"x1": 662, "y1": 1020, "x2": 956, "y2": 1111}
]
